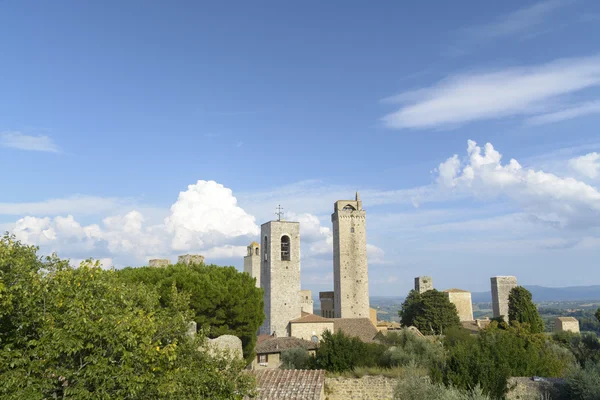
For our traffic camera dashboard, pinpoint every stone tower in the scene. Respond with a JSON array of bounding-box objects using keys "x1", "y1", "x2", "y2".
[
  {"x1": 243, "y1": 241, "x2": 261, "y2": 288},
  {"x1": 259, "y1": 220, "x2": 301, "y2": 337},
  {"x1": 415, "y1": 276, "x2": 433, "y2": 293},
  {"x1": 491, "y1": 276, "x2": 517, "y2": 321},
  {"x1": 332, "y1": 192, "x2": 369, "y2": 319}
]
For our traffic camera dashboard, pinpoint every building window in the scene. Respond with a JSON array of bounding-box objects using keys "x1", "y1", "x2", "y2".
[
  {"x1": 311, "y1": 335, "x2": 318, "y2": 343},
  {"x1": 264, "y1": 236, "x2": 268, "y2": 261},
  {"x1": 351, "y1": 227, "x2": 355, "y2": 233},
  {"x1": 255, "y1": 247, "x2": 259, "y2": 256},
  {"x1": 281, "y1": 235, "x2": 290, "y2": 261},
  {"x1": 258, "y1": 354, "x2": 268, "y2": 364}
]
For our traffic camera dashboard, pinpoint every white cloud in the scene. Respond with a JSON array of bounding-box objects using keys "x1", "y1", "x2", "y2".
[
  {"x1": 0, "y1": 195, "x2": 142, "y2": 217},
  {"x1": 436, "y1": 140, "x2": 600, "y2": 228},
  {"x1": 468, "y1": 0, "x2": 567, "y2": 40},
  {"x1": 527, "y1": 101, "x2": 600, "y2": 125},
  {"x1": 569, "y1": 152, "x2": 600, "y2": 179},
  {"x1": 381, "y1": 56, "x2": 600, "y2": 129},
  {"x1": 0, "y1": 131, "x2": 59, "y2": 152}
]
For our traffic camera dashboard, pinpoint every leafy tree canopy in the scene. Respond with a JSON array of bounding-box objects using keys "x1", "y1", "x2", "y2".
[
  {"x1": 117, "y1": 262, "x2": 264, "y2": 361},
  {"x1": 399, "y1": 289, "x2": 460, "y2": 335},
  {"x1": 0, "y1": 235, "x2": 253, "y2": 399},
  {"x1": 596, "y1": 308, "x2": 600, "y2": 324},
  {"x1": 508, "y1": 286, "x2": 544, "y2": 333}
]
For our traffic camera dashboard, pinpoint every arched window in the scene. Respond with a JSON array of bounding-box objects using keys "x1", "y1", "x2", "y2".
[
  {"x1": 311, "y1": 335, "x2": 318, "y2": 343},
  {"x1": 281, "y1": 235, "x2": 290, "y2": 261},
  {"x1": 343, "y1": 204, "x2": 356, "y2": 211},
  {"x1": 351, "y1": 227, "x2": 355, "y2": 233},
  {"x1": 255, "y1": 247, "x2": 259, "y2": 256}
]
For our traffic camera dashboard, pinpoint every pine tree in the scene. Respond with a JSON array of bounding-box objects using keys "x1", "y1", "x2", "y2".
[
  {"x1": 399, "y1": 289, "x2": 460, "y2": 335},
  {"x1": 508, "y1": 286, "x2": 544, "y2": 333}
]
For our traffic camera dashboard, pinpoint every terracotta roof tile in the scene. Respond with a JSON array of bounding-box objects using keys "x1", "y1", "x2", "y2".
[
  {"x1": 444, "y1": 288, "x2": 470, "y2": 293},
  {"x1": 291, "y1": 314, "x2": 334, "y2": 324},
  {"x1": 255, "y1": 337, "x2": 318, "y2": 354},
  {"x1": 333, "y1": 318, "x2": 378, "y2": 343},
  {"x1": 247, "y1": 369, "x2": 325, "y2": 400},
  {"x1": 556, "y1": 317, "x2": 578, "y2": 322}
]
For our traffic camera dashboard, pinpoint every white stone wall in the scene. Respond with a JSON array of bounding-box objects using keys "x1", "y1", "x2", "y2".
[
  {"x1": 290, "y1": 321, "x2": 334, "y2": 342},
  {"x1": 259, "y1": 221, "x2": 301, "y2": 337},
  {"x1": 299, "y1": 289, "x2": 314, "y2": 314},
  {"x1": 446, "y1": 291, "x2": 474, "y2": 321},
  {"x1": 415, "y1": 276, "x2": 433, "y2": 293},
  {"x1": 554, "y1": 318, "x2": 580, "y2": 333},
  {"x1": 243, "y1": 243, "x2": 261, "y2": 288},
  {"x1": 491, "y1": 276, "x2": 517, "y2": 321},
  {"x1": 332, "y1": 198, "x2": 369, "y2": 319}
]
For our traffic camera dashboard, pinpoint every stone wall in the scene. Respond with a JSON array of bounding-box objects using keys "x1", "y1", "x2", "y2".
[
  {"x1": 290, "y1": 321, "x2": 334, "y2": 342},
  {"x1": 149, "y1": 259, "x2": 170, "y2": 267},
  {"x1": 332, "y1": 195, "x2": 369, "y2": 319},
  {"x1": 554, "y1": 317, "x2": 580, "y2": 333},
  {"x1": 506, "y1": 377, "x2": 565, "y2": 400},
  {"x1": 178, "y1": 254, "x2": 205, "y2": 265},
  {"x1": 320, "y1": 291, "x2": 335, "y2": 318},
  {"x1": 300, "y1": 289, "x2": 314, "y2": 314},
  {"x1": 491, "y1": 276, "x2": 517, "y2": 321},
  {"x1": 415, "y1": 276, "x2": 433, "y2": 293},
  {"x1": 243, "y1": 242, "x2": 261, "y2": 288},
  {"x1": 325, "y1": 376, "x2": 396, "y2": 400},
  {"x1": 445, "y1": 290, "x2": 474, "y2": 322}
]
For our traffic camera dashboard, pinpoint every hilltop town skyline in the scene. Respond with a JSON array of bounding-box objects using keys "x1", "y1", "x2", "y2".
[{"x1": 2, "y1": 1, "x2": 600, "y2": 295}]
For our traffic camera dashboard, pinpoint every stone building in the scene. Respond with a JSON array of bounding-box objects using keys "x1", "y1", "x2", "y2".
[
  {"x1": 554, "y1": 317, "x2": 580, "y2": 334},
  {"x1": 415, "y1": 276, "x2": 433, "y2": 293},
  {"x1": 259, "y1": 220, "x2": 301, "y2": 337},
  {"x1": 178, "y1": 254, "x2": 205, "y2": 265},
  {"x1": 444, "y1": 289, "x2": 474, "y2": 322},
  {"x1": 243, "y1": 241, "x2": 261, "y2": 288},
  {"x1": 491, "y1": 276, "x2": 517, "y2": 321},
  {"x1": 149, "y1": 259, "x2": 170, "y2": 267},
  {"x1": 299, "y1": 290, "x2": 314, "y2": 314},
  {"x1": 332, "y1": 192, "x2": 369, "y2": 319},
  {"x1": 319, "y1": 291, "x2": 335, "y2": 318},
  {"x1": 253, "y1": 336, "x2": 318, "y2": 370},
  {"x1": 290, "y1": 313, "x2": 334, "y2": 342}
]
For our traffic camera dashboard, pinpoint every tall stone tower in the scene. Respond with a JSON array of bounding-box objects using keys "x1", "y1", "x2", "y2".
[
  {"x1": 491, "y1": 276, "x2": 517, "y2": 321},
  {"x1": 415, "y1": 276, "x2": 433, "y2": 293},
  {"x1": 243, "y1": 241, "x2": 261, "y2": 288},
  {"x1": 332, "y1": 192, "x2": 369, "y2": 319},
  {"x1": 259, "y1": 220, "x2": 301, "y2": 337}
]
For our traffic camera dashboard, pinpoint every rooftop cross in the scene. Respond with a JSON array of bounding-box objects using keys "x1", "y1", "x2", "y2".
[{"x1": 275, "y1": 205, "x2": 284, "y2": 221}]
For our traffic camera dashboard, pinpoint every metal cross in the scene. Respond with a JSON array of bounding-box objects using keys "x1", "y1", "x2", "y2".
[{"x1": 275, "y1": 205, "x2": 284, "y2": 221}]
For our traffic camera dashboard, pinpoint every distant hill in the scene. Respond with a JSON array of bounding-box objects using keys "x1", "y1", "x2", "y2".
[{"x1": 471, "y1": 285, "x2": 600, "y2": 303}]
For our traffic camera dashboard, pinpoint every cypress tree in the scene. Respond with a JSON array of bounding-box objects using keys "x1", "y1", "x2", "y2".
[{"x1": 508, "y1": 286, "x2": 544, "y2": 333}]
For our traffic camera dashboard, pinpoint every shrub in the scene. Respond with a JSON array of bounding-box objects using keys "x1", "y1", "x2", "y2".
[
  {"x1": 564, "y1": 361, "x2": 600, "y2": 400},
  {"x1": 309, "y1": 330, "x2": 387, "y2": 372},
  {"x1": 399, "y1": 290, "x2": 460, "y2": 335},
  {"x1": 379, "y1": 330, "x2": 443, "y2": 369},
  {"x1": 281, "y1": 347, "x2": 310, "y2": 370},
  {"x1": 394, "y1": 367, "x2": 490, "y2": 400}
]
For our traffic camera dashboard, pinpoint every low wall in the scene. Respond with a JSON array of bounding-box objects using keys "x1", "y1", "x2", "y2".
[
  {"x1": 325, "y1": 376, "x2": 396, "y2": 400},
  {"x1": 506, "y1": 377, "x2": 566, "y2": 400}
]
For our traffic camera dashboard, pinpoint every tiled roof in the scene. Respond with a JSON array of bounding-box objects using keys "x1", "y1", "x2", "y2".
[
  {"x1": 290, "y1": 313, "x2": 334, "y2": 324},
  {"x1": 444, "y1": 288, "x2": 470, "y2": 293},
  {"x1": 257, "y1": 334, "x2": 273, "y2": 344},
  {"x1": 255, "y1": 337, "x2": 318, "y2": 354},
  {"x1": 247, "y1": 369, "x2": 325, "y2": 400},
  {"x1": 556, "y1": 317, "x2": 578, "y2": 322},
  {"x1": 334, "y1": 318, "x2": 378, "y2": 343}
]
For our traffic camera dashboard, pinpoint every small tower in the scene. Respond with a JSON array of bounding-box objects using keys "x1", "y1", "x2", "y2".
[
  {"x1": 243, "y1": 241, "x2": 261, "y2": 288},
  {"x1": 332, "y1": 192, "x2": 369, "y2": 319},
  {"x1": 491, "y1": 276, "x2": 517, "y2": 321},
  {"x1": 259, "y1": 218, "x2": 301, "y2": 337},
  {"x1": 415, "y1": 276, "x2": 433, "y2": 293}
]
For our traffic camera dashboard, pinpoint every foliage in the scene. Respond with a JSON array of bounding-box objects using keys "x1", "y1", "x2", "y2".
[
  {"x1": 433, "y1": 322, "x2": 574, "y2": 399},
  {"x1": 281, "y1": 347, "x2": 310, "y2": 370},
  {"x1": 596, "y1": 308, "x2": 600, "y2": 324},
  {"x1": 394, "y1": 367, "x2": 490, "y2": 400},
  {"x1": 552, "y1": 331, "x2": 600, "y2": 367},
  {"x1": 378, "y1": 330, "x2": 444, "y2": 369},
  {"x1": 309, "y1": 330, "x2": 386, "y2": 372},
  {"x1": 564, "y1": 361, "x2": 600, "y2": 400},
  {"x1": 508, "y1": 286, "x2": 544, "y2": 333},
  {"x1": 0, "y1": 235, "x2": 254, "y2": 399},
  {"x1": 399, "y1": 289, "x2": 461, "y2": 335},
  {"x1": 117, "y1": 262, "x2": 264, "y2": 361}
]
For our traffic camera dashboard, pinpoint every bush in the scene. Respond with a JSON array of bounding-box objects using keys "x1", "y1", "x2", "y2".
[
  {"x1": 309, "y1": 330, "x2": 387, "y2": 372},
  {"x1": 394, "y1": 367, "x2": 490, "y2": 400},
  {"x1": 281, "y1": 347, "x2": 310, "y2": 370},
  {"x1": 552, "y1": 331, "x2": 600, "y2": 367},
  {"x1": 564, "y1": 361, "x2": 600, "y2": 400},
  {"x1": 379, "y1": 330, "x2": 443, "y2": 369}
]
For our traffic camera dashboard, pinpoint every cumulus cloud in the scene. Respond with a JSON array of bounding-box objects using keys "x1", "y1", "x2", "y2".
[
  {"x1": 569, "y1": 152, "x2": 600, "y2": 179},
  {"x1": 12, "y1": 181, "x2": 258, "y2": 266},
  {"x1": 0, "y1": 131, "x2": 59, "y2": 152},
  {"x1": 381, "y1": 56, "x2": 600, "y2": 129},
  {"x1": 436, "y1": 140, "x2": 600, "y2": 228}
]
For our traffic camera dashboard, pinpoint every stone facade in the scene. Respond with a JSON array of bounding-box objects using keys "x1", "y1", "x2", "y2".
[
  {"x1": 325, "y1": 376, "x2": 396, "y2": 400},
  {"x1": 259, "y1": 220, "x2": 301, "y2": 337},
  {"x1": 319, "y1": 291, "x2": 335, "y2": 318},
  {"x1": 243, "y1": 241, "x2": 261, "y2": 288},
  {"x1": 444, "y1": 289, "x2": 474, "y2": 322},
  {"x1": 299, "y1": 289, "x2": 314, "y2": 314},
  {"x1": 491, "y1": 276, "x2": 517, "y2": 321},
  {"x1": 415, "y1": 276, "x2": 433, "y2": 293},
  {"x1": 178, "y1": 254, "x2": 205, "y2": 265},
  {"x1": 149, "y1": 259, "x2": 170, "y2": 267},
  {"x1": 554, "y1": 317, "x2": 580, "y2": 333},
  {"x1": 332, "y1": 192, "x2": 369, "y2": 319},
  {"x1": 369, "y1": 308, "x2": 377, "y2": 327},
  {"x1": 290, "y1": 319, "x2": 334, "y2": 342}
]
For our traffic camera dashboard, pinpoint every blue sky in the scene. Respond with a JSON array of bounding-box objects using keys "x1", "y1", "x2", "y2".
[{"x1": 1, "y1": 0, "x2": 600, "y2": 296}]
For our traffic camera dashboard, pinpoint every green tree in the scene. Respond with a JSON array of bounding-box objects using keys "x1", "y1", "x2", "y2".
[
  {"x1": 309, "y1": 330, "x2": 386, "y2": 372},
  {"x1": 508, "y1": 286, "x2": 544, "y2": 333},
  {"x1": 118, "y1": 262, "x2": 264, "y2": 361},
  {"x1": 399, "y1": 290, "x2": 460, "y2": 335},
  {"x1": 564, "y1": 361, "x2": 600, "y2": 400},
  {"x1": 596, "y1": 308, "x2": 600, "y2": 324},
  {"x1": 0, "y1": 235, "x2": 254, "y2": 399},
  {"x1": 281, "y1": 347, "x2": 310, "y2": 370}
]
